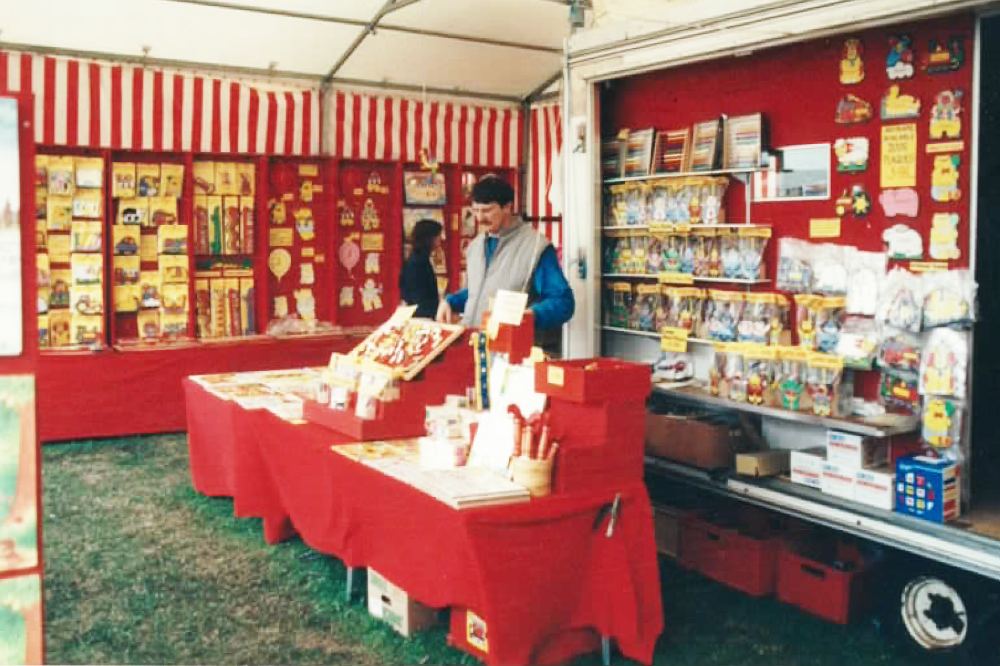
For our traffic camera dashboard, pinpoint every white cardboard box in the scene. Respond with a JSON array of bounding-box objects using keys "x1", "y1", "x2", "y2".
[
  {"x1": 821, "y1": 461, "x2": 857, "y2": 501},
  {"x1": 790, "y1": 447, "x2": 825, "y2": 489},
  {"x1": 855, "y1": 467, "x2": 895, "y2": 511},
  {"x1": 367, "y1": 569, "x2": 438, "y2": 637},
  {"x1": 826, "y1": 430, "x2": 888, "y2": 469}
]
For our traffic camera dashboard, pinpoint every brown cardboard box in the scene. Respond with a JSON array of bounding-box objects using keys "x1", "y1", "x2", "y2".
[
  {"x1": 645, "y1": 412, "x2": 743, "y2": 470},
  {"x1": 736, "y1": 450, "x2": 790, "y2": 478},
  {"x1": 652, "y1": 505, "x2": 683, "y2": 557},
  {"x1": 367, "y1": 569, "x2": 438, "y2": 637}
]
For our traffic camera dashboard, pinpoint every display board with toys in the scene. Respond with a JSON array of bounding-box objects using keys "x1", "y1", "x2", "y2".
[
  {"x1": 600, "y1": 14, "x2": 975, "y2": 476},
  {"x1": 35, "y1": 153, "x2": 106, "y2": 349}
]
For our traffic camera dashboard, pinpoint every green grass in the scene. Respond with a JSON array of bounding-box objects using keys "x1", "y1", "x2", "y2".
[{"x1": 43, "y1": 434, "x2": 948, "y2": 665}]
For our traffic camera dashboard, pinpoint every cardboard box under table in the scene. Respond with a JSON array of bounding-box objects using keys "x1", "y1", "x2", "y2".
[{"x1": 645, "y1": 411, "x2": 743, "y2": 470}]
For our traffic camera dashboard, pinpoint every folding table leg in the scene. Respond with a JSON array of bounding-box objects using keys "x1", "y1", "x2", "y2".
[
  {"x1": 601, "y1": 635, "x2": 611, "y2": 666},
  {"x1": 345, "y1": 566, "x2": 356, "y2": 603}
]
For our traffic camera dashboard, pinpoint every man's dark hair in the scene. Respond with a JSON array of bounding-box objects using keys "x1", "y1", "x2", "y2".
[
  {"x1": 471, "y1": 174, "x2": 514, "y2": 207},
  {"x1": 410, "y1": 219, "x2": 442, "y2": 254}
]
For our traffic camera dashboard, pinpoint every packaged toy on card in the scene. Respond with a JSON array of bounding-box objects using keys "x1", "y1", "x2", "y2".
[
  {"x1": 776, "y1": 238, "x2": 814, "y2": 292},
  {"x1": 654, "y1": 285, "x2": 671, "y2": 331},
  {"x1": 662, "y1": 231, "x2": 684, "y2": 272},
  {"x1": 720, "y1": 231, "x2": 742, "y2": 279},
  {"x1": 744, "y1": 344, "x2": 777, "y2": 406},
  {"x1": 607, "y1": 184, "x2": 629, "y2": 226},
  {"x1": 624, "y1": 183, "x2": 647, "y2": 225},
  {"x1": 845, "y1": 249, "x2": 887, "y2": 315},
  {"x1": 629, "y1": 233, "x2": 649, "y2": 273},
  {"x1": 645, "y1": 236, "x2": 664, "y2": 273},
  {"x1": 806, "y1": 352, "x2": 843, "y2": 416},
  {"x1": 922, "y1": 269, "x2": 976, "y2": 329},
  {"x1": 691, "y1": 227, "x2": 718, "y2": 276},
  {"x1": 811, "y1": 243, "x2": 849, "y2": 295},
  {"x1": 603, "y1": 234, "x2": 625, "y2": 274},
  {"x1": 776, "y1": 346, "x2": 809, "y2": 411},
  {"x1": 709, "y1": 343, "x2": 729, "y2": 396},
  {"x1": 876, "y1": 268, "x2": 922, "y2": 333},
  {"x1": 880, "y1": 370, "x2": 920, "y2": 413},
  {"x1": 736, "y1": 227, "x2": 771, "y2": 280},
  {"x1": 739, "y1": 293, "x2": 786, "y2": 344},
  {"x1": 610, "y1": 282, "x2": 632, "y2": 328},
  {"x1": 877, "y1": 333, "x2": 922, "y2": 374},
  {"x1": 724, "y1": 344, "x2": 747, "y2": 402},
  {"x1": 634, "y1": 284, "x2": 660, "y2": 332},
  {"x1": 648, "y1": 181, "x2": 670, "y2": 223},
  {"x1": 794, "y1": 294, "x2": 844, "y2": 351},
  {"x1": 836, "y1": 316, "x2": 879, "y2": 369},
  {"x1": 704, "y1": 290, "x2": 744, "y2": 341},
  {"x1": 665, "y1": 287, "x2": 705, "y2": 331},
  {"x1": 920, "y1": 328, "x2": 968, "y2": 398}
]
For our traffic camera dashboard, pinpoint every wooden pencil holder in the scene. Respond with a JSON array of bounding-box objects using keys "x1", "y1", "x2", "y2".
[{"x1": 510, "y1": 456, "x2": 553, "y2": 498}]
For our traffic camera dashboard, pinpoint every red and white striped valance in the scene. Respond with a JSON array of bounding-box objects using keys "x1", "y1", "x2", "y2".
[
  {"x1": 326, "y1": 89, "x2": 521, "y2": 169},
  {"x1": 526, "y1": 101, "x2": 562, "y2": 219},
  {"x1": 0, "y1": 49, "x2": 320, "y2": 155}
]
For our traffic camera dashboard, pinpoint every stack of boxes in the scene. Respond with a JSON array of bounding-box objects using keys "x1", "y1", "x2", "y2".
[{"x1": 790, "y1": 430, "x2": 894, "y2": 511}]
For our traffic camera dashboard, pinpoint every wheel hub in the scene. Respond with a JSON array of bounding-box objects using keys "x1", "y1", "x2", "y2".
[{"x1": 900, "y1": 576, "x2": 968, "y2": 650}]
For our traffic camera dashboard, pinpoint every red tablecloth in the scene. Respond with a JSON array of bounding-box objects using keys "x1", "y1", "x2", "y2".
[{"x1": 184, "y1": 380, "x2": 663, "y2": 665}]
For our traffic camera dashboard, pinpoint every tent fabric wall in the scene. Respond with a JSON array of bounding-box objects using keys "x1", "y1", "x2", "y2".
[
  {"x1": 0, "y1": 49, "x2": 321, "y2": 155},
  {"x1": 526, "y1": 101, "x2": 562, "y2": 249},
  {"x1": 326, "y1": 89, "x2": 522, "y2": 169}
]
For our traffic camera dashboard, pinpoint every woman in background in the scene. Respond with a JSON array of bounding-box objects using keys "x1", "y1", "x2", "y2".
[{"x1": 400, "y1": 218, "x2": 443, "y2": 318}]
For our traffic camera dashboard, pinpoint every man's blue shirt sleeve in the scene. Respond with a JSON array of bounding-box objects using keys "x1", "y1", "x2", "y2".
[
  {"x1": 446, "y1": 288, "x2": 468, "y2": 312},
  {"x1": 530, "y1": 246, "x2": 575, "y2": 330}
]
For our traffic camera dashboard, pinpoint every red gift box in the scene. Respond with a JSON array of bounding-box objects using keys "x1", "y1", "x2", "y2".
[
  {"x1": 535, "y1": 358, "x2": 650, "y2": 404},
  {"x1": 486, "y1": 310, "x2": 534, "y2": 365}
]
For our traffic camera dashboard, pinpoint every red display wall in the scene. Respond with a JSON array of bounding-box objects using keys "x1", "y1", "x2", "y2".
[{"x1": 601, "y1": 12, "x2": 974, "y2": 272}]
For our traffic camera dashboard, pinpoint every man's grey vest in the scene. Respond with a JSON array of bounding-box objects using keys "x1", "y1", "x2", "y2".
[{"x1": 461, "y1": 217, "x2": 550, "y2": 327}]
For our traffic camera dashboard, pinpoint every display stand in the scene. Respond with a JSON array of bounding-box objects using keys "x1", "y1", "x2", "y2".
[
  {"x1": 302, "y1": 332, "x2": 474, "y2": 439},
  {"x1": 534, "y1": 359, "x2": 651, "y2": 493}
]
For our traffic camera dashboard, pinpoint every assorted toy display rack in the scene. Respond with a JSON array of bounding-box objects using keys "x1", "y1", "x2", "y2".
[
  {"x1": 302, "y1": 312, "x2": 470, "y2": 440},
  {"x1": 35, "y1": 153, "x2": 106, "y2": 349},
  {"x1": 602, "y1": 16, "x2": 976, "y2": 517}
]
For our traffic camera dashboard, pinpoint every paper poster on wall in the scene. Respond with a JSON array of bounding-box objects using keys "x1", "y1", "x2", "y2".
[
  {"x1": 0, "y1": 573, "x2": 42, "y2": 665},
  {"x1": 880, "y1": 123, "x2": 917, "y2": 188},
  {"x1": 0, "y1": 376, "x2": 38, "y2": 573},
  {"x1": 0, "y1": 99, "x2": 22, "y2": 356}
]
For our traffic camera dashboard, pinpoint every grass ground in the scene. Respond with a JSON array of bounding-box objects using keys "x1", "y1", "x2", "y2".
[{"x1": 43, "y1": 434, "x2": 948, "y2": 665}]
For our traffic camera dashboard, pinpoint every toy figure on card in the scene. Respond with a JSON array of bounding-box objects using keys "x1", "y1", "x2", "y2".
[
  {"x1": 294, "y1": 288, "x2": 316, "y2": 321},
  {"x1": 270, "y1": 199, "x2": 286, "y2": 226},
  {"x1": 929, "y1": 213, "x2": 960, "y2": 260},
  {"x1": 299, "y1": 180, "x2": 314, "y2": 203},
  {"x1": 339, "y1": 286, "x2": 354, "y2": 307},
  {"x1": 367, "y1": 171, "x2": 388, "y2": 195},
  {"x1": 923, "y1": 398, "x2": 961, "y2": 451},
  {"x1": 361, "y1": 279, "x2": 383, "y2": 312},
  {"x1": 834, "y1": 138, "x2": 869, "y2": 173},
  {"x1": 920, "y1": 328, "x2": 968, "y2": 398},
  {"x1": 929, "y1": 90, "x2": 962, "y2": 140},
  {"x1": 294, "y1": 208, "x2": 315, "y2": 241},
  {"x1": 361, "y1": 199, "x2": 381, "y2": 230},
  {"x1": 924, "y1": 37, "x2": 965, "y2": 74},
  {"x1": 835, "y1": 94, "x2": 873, "y2": 124},
  {"x1": 365, "y1": 253, "x2": 381, "y2": 275},
  {"x1": 931, "y1": 155, "x2": 961, "y2": 202},
  {"x1": 881, "y1": 85, "x2": 921, "y2": 120},
  {"x1": 680, "y1": 239, "x2": 696, "y2": 274},
  {"x1": 840, "y1": 38, "x2": 865, "y2": 84},
  {"x1": 886, "y1": 34, "x2": 915, "y2": 79},
  {"x1": 339, "y1": 203, "x2": 355, "y2": 227}
]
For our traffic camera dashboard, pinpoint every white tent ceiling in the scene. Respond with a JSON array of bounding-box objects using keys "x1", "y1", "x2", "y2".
[{"x1": 0, "y1": 0, "x2": 572, "y2": 102}]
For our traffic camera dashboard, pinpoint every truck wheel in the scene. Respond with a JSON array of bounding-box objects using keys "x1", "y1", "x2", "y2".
[{"x1": 898, "y1": 575, "x2": 968, "y2": 651}]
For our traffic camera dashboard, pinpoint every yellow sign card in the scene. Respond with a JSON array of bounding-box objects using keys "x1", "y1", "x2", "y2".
[
  {"x1": 809, "y1": 217, "x2": 841, "y2": 239},
  {"x1": 908, "y1": 261, "x2": 949, "y2": 273},
  {"x1": 297, "y1": 164, "x2": 319, "y2": 177},
  {"x1": 269, "y1": 227, "x2": 294, "y2": 248},
  {"x1": 657, "y1": 272, "x2": 695, "y2": 285},
  {"x1": 660, "y1": 326, "x2": 690, "y2": 353},
  {"x1": 302, "y1": 246, "x2": 315, "y2": 258},
  {"x1": 361, "y1": 233, "x2": 384, "y2": 252},
  {"x1": 926, "y1": 141, "x2": 964, "y2": 154},
  {"x1": 881, "y1": 123, "x2": 917, "y2": 188}
]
